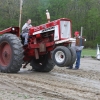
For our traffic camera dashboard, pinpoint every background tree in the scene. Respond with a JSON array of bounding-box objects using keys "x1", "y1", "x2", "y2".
[{"x1": 0, "y1": 0, "x2": 100, "y2": 48}]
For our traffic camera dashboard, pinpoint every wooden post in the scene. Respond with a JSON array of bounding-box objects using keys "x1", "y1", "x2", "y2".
[{"x1": 19, "y1": 0, "x2": 23, "y2": 32}]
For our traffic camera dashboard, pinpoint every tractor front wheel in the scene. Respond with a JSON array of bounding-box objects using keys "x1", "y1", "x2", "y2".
[
  {"x1": 67, "y1": 47, "x2": 76, "y2": 66},
  {"x1": 51, "y1": 46, "x2": 71, "y2": 67}
]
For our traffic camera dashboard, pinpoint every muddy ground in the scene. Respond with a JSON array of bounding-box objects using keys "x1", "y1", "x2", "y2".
[{"x1": 0, "y1": 58, "x2": 100, "y2": 100}]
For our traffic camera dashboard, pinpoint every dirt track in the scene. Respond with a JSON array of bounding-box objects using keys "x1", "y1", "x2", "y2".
[{"x1": 0, "y1": 58, "x2": 100, "y2": 100}]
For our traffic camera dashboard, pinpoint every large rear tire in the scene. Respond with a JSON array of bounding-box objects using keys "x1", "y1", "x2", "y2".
[
  {"x1": 30, "y1": 53, "x2": 55, "y2": 72},
  {"x1": 51, "y1": 46, "x2": 71, "y2": 67},
  {"x1": 0, "y1": 34, "x2": 24, "y2": 73}
]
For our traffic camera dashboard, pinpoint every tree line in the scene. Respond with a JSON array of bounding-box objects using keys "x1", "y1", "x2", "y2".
[{"x1": 0, "y1": 0, "x2": 100, "y2": 48}]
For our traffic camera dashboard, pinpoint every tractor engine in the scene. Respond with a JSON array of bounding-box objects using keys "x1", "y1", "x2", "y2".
[{"x1": 23, "y1": 18, "x2": 74, "y2": 58}]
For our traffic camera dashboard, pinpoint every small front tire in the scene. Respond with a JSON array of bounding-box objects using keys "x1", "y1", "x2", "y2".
[
  {"x1": 51, "y1": 46, "x2": 71, "y2": 67},
  {"x1": 67, "y1": 47, "x2": 76, "y2": 66}
]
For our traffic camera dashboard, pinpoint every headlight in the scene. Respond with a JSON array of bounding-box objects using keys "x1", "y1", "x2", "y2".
[{"x1": 12, "y1": 28, "x2": 15, "y2": 31}]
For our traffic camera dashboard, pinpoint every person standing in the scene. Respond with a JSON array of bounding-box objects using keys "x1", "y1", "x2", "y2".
[
  {"x1": 69, "y1": 31, "x2": 84, "y2": 70},
  {"x1": 21, "y1": 19, "x2": 32, "y2": 45}
]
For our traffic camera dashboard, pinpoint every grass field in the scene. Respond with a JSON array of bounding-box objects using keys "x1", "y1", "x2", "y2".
[{"x1": 81, "y1": 48, "x2": 96, "y2": 57}]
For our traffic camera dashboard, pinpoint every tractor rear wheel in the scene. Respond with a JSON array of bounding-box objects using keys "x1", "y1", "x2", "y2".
[
  {"x1": 0, "y1": 34, "x2": 24, "y2": 73},
  {"x1": 30, "y1": 53, "x2": 55, "y2": 72}
]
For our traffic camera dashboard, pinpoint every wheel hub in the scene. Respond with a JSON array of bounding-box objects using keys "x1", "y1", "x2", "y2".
[
  {"x1": 55, "y1": 51, "x2": 65, "y2": 63},
  {"x1": 0, "y1": 42, "x2": 12, "y2": 67},
  {"x1": 3, "y1": 51, "x2": 7, "y2": 57}
]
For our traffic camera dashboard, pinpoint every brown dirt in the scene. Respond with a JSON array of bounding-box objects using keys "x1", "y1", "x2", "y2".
[{"x1": 0, "y1": 58, "x2": 100, "y2": 100}]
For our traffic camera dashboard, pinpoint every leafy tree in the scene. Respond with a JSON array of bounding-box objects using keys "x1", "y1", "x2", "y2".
[{"x1": 0, "y1": 0, "x2": 100, "y2": 48}]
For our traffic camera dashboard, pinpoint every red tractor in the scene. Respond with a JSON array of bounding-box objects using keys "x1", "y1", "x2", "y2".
[{"x1": 0, "y1": 18, "x2": 76, "y2": 73}]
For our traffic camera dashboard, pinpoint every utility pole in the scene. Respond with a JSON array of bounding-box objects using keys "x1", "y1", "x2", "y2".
[
  {"x1": 80, "y1": 27, "x2": 83, "y2": 37},
  {"x1": 19, "y1": 0, "x2": 23, "y2": 30}
]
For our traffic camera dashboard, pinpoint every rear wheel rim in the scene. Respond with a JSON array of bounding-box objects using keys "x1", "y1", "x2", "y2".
[{"x1": 0, "y1": 42, "x2": 12, "y2": 67}]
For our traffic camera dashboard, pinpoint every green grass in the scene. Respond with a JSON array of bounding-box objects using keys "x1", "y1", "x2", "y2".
[{"x1": 81, "y1": 48, "x2": 96, "y2": 57}]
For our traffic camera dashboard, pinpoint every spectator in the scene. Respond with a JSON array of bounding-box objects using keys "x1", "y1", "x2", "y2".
[{"x1": 69, "y1": 31, "x2": 84, "y2": 70}]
